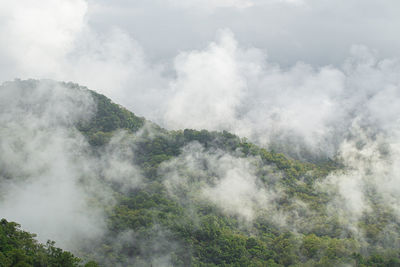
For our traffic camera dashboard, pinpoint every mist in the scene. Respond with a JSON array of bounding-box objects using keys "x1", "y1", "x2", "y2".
[
  {"x1": 0, "y1": 80, "x2": 143, "y2": 251},
  {"x1": 160, "y1": 143, "x2": 283, "y2": 222},
  {"x1": 1, "y1": 0, "x2": 400, "y2": 265},
  {"x1": 2, "y1": 0, "x2": 400, "y2": 159}
]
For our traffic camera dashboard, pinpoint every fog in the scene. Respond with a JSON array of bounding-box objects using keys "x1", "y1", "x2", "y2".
[
  {"x1": 0, "y1": 80, "x2": 142, "y2": 250},
  {"x1": 2, "y1": 0, "x2": 400, "y2": 157},
  {"x1": 1, "y1": 0, "x2": 400, "y2": 264}
]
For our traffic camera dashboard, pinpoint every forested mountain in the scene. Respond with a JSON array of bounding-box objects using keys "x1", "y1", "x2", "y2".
[
  {"x1": 0, "y1": 219, "x2": 99, "y2": 267},
  {"x1": 1, "y1": 79, "x2": 400, "y2": 267}
]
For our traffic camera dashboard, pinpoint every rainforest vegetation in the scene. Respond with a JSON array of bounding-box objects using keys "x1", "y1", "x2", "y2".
[{"x1": 1, "y1": 80, "x2": 400, "y2": 267}]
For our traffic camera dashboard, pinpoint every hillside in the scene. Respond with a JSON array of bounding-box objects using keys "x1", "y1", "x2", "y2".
[
  {"x1": 1, "y1": 79, "x2": 399, "y2": 267},
  {"x1": 0, "y1": 219, "x2": 98, "y2": 267}
]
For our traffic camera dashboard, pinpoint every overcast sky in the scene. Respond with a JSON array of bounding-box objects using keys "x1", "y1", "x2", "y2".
[
  {"x1": 3, "y1": 1, "x2": 400, "y2": 255},
  {"x1": 1, "y1": 0, "x2": 400, "y2": 154},
  {"x1": 85, "y1": 0, "x2": 400, "y2": 66},
  {"x1": 2, "y1": 0, "x2": 400, "y2": 74}
]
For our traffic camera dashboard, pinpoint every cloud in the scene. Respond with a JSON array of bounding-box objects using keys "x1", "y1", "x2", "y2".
[
  {"x1": 65, "y1": 28, "x2": 168, "y2": 121},
  {"x1": 167, "y1": 0, "x2": 254, "y2": 10},
  {"x1": 3, "y1": 1, "x2": 400, "y2": 253},
  {"x1": 1, "y1": 0, "x2": 400, "y2": 160},
  {"x1": 0, "y1": 80, "x2": 142, "y2": 251},
  {"x1": 200, "y1": 156, "x2": 271, "y2": 221},
  {"x1": 161, "y1": 32, "x2": 400, "y2": 160},
  {"x1": 0, "y1": 0, "x2": 168, "y2": 121},
  {"x1": 85, "y1": 0, "x2": 400, "y2": 67},
  {"x1": 163, "y1": 29, "x2": 345, "y2": 157},
  {"x1": 0, "y1": 80, "x2": 101, "y2": 249},
  {"x1": 0, "y1": 0, "x2": 87, "y2": 78},
  {"x1": 3, "y1": 2, "x2": 400, "y2": 267},
  {"x1": 314, "y1": 118, "x2": 400, "y2": 244},
  {"x1": 161, "y1": 143, "x2": 283, "y2": 222},
  {"x1": 164, "y1": 30, "x2": 246, "y2": 131}
]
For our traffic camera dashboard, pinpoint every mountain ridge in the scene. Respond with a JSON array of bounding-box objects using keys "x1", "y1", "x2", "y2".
[{"x1": 1, "y1": 79, "x2": 399, "y2": 267}]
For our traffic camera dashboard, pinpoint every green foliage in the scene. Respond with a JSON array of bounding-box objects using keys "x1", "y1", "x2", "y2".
[
  {"x1": 0, "y1": 219, "x2": 96, "y2": 267},
  {"x1": 3, "y1": 80, "x2": 400, "y2": 266},
  {"x1": 76, "y1": 89, "x2": 146, "y2": 146},
  {"x1": 70, "y1": 87, "x2": 400, "y2": 266}
]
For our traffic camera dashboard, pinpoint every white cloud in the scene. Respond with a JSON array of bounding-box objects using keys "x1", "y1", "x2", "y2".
[
  {"x1": 167, "y1": 0, "x2": 254, "y2": 10},
  {"x1": 163, "y1": 30, "x2": 346, "y2": 156},
  {"x1": 164, "y1": 30, "x2": 246, "y2": 130},
  {"x1": 0, "y1": 0, "x2": 168, "y2": 120},
  {"x1": 161, "y1": 143, "x2": 282, "y2": 222},
  {"x1": 4, "y1": 0, "x2": 400, "y2": 259},
  {"x1": 2, "y1": 0, "x2": 400, "y2": 160},
  {"x1": 0, "y1": 0, "x2": 87, "y2": 78},
  {"x1": 0, "y1": 80, "x2": 142, "y2": 250},
  {"x1": 0, "y1": 80, "x2": 103, "y2": 249}
]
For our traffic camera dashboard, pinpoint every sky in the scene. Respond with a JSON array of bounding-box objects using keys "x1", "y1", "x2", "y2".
[
  {"x1": 1, "y1": 0, "x2": 400, "y2": 153},
  {"x1": 86, "y1": 0, "x2": 400, "y2": 66},
  {"x1": 2, "y1": 1, "x2": 400, "y2": 259},
  {"x1": 2, "y1": 0, "x2": 400, "y2": 84}
]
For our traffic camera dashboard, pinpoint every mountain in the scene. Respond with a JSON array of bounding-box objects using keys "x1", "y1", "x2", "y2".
[
  {"x1": 1, "y1": 79, "x2": 399, "y2": 267},
  {"x1": 0, "y1": 218, "x2": 98, "y2": 267}
]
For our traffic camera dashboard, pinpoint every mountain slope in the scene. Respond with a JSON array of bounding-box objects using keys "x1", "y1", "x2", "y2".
[
  {"x1": 1, "y1": 79, "x2": 399, "y2": 267},
  {"x1": 0, "y1": 219, "x2": 98, "y2": 267}
]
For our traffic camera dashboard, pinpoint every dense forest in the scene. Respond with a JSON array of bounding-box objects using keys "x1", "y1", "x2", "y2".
[{"x1": 1, "y1": 79, "x2": 400, "y2": 267}]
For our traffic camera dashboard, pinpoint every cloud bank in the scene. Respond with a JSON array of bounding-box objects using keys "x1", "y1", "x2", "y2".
[
  {"x1": 2, "y1": 0, "x2": 400, "y2": 160},
  {"x1": 2, "y1": 0, "x2": 400, "y2": 259},
  {"x1": 0, "y1": 80, "x2": 142, "y2": 251}
]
